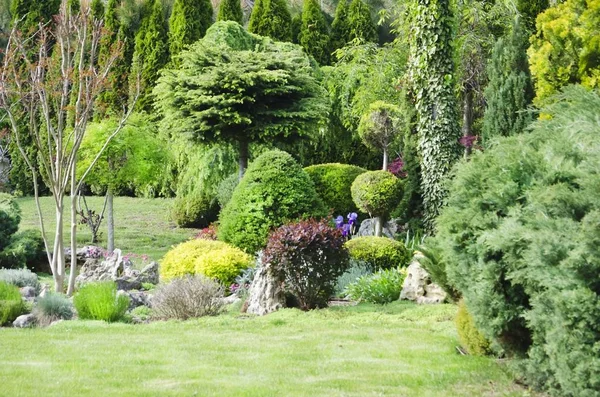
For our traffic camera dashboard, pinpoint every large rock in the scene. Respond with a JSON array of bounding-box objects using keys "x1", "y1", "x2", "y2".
[
  {"x1": 75, "y1": 249, "x2": 159, "y2": 291},
  {"x1": 13, "y1": 314, "x2": 36, "y2": 328},
  {"x1": 356, "y1": 218, "x2": 401, "y2": 238},
  {"x1": 19, "y1": 286, "x2": 37, "y2": 299},
  {"x1": 400, "y1": 253, "x2": 447, "y2": 304},
  {"x1": 118, "y1": 290, "x2": 152, "y2": 310},
  {"x1": 245, "y1": 262, "x2": 285, "y2": 316}
]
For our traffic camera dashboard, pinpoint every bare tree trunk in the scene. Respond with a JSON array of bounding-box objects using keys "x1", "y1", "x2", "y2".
[
  {"x1": 53, "y1": 200, "x2": 65, "y2": 292},
  {"x1": 374, "y1": 217, "x2": 382, "y2": 237},
  {"x1": 238, "y1": 138, "x2": 248, "y2": 180},
  {"x1": 67, "y1": 165, "x2": 78, "y2": 296},
  {"x1": 107, "y1": 188, "x2": 114, "y2": 252},
  {"x1": 382, "y1": 148, "x2": 388, "y2": 171},
  {"x1": 462, "y1": 90, "x2": 473, "y2": 157}
]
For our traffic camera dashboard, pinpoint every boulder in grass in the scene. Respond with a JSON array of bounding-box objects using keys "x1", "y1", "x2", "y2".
[{"x1": 13, "y1": 313, "x2": 36, "y2": 328}]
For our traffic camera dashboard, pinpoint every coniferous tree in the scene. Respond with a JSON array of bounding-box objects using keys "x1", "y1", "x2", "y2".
[
  {"x1": 299, "y1": 0, "x2": 330, "y2": 65},
  {"x1": 248, "y1": 0, "x2": 292, "y2": 42},
  {"x1": 247, "y1": 0, "x2": 265, "y2": 33},
  {"x1": 291, "y1": 14, "x2": 302, "y2": 44},
  {"x1": 347, "y1": 0, "x2": 376, "y2": 43},
  {"x1": 517, "y1": 0, "x2": 548, "y2": 31},
  {"x1": 169, "y1": 0, "x2": 213, "y2": 61},
  {"x1": 217, "y1": 0, "x2": 243, "y2": 24},
  {"x1": 331, "y1": 0, "x2": 350, "y2": 52},
  {"x1": 90, "y1": 0, "x2": 104, "y2": 20},
  {"x1": 482, "y1": 17, "x2": 534, "y2": 144}
]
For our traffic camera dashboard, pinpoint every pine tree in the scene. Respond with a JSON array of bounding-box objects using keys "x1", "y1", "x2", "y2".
[
  {"x1": 291, "y1": 14, "x2": 302, "y2": 44},
  {"x1": 347, "y1": 0, "x2": 376, "y2": 43},
  {"x1": 247, "y1": 0, "x2": 265, "y2": 33},
  {"x1": 482, "y1": 17, "x2": 533, "y2": 143},
  {"x1": 248, "y1": 0, "x2": 292, "y2": 42},
  {"x1": 131, "y1": 0, "x2": 169, "y2": 111},
  {"x1": 217, "y1": 0, "x2": 243, "y2": 24},
  {"x1": 299, "y1": 0, "x2": 330, "y2": 65},
  {"x1": 90, "y1": 0, "x2": 105, "y2": 20},
  {"x1": 11, "y1": 0, "x2": 61, "y2": 32},
  {"x1": 169, "y1": 0, "x2": 213, "y2": 61},
  {"x1": 331, "y1": 0, "x2": 350, "y2": 52}
]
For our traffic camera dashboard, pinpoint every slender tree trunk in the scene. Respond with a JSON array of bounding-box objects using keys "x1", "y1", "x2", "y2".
[
  {"x1": 374, "y1": 216, "x2": 382, "y2": 237},
  {"x1": 462, "y1": 89, "x2": 473, "y2": 157},
  {"x1": 67, "y1": 163, "x2": 79, "y2": 296},
  {"x1": 238, "y1": 138, "x2": 249, "y2": 180},
  {"x1": 107, "y1": 188, "x2": 114, "y2": 252},
  {"x1": 382, "y1": 148, "x2": 388, "y2": 171},
  {"x1": 53, "y1": 199, "x2": 65, "y2": 293}
]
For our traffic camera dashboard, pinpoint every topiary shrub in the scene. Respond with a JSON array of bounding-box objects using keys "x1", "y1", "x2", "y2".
[
  {"x1": 219, "y1": 150, "x2": 326, "y2": 254},
  {"x1": 455, "y1": 300, "x2": 493, "y2": 356},
  {"x1": 0, "y1": 230, "x2": 48, "y2": 273},
  {"x1": 344, "y1": 236, "x2": 411, "y2": 272},
  {"x1": 263, "y1": 218, "x2": 350, "y2": 310},
  {"x1": 434, "y1": 87, "x2": 600, "y2": 395},
  {"x1": 0, "y1": 281, "x2": 25, "y2": 325},
  {"x1": 152, "y1": 275, "x2": 225, "y2": 320},
  {"x1": 351, "y1": 170, "x2": 402, "y2": 218},
  {"x1": 160, "y1": 239, "x2": 253, "y2": 285},
  {"x1": 0, "y1": 268, "x2": 40, "y2": 292},
  {"x1": 304, "y1": 163, "x2": 366, "y2": 217},
  {"x1": 171, "y1": 190, "x2": 219, "y2": 228},
  {"x1": 73, "y1": 281, "x2": 129, "y2": 322},
  {"x1": 33, "y1": 293, "x2": 73, "y2": 326},
  {"x1": 345, "y1": 268, "x2": 407, "y2": 304},
  {"x1": 216, "y1": 172, "x2": 239, "y2": 208}
]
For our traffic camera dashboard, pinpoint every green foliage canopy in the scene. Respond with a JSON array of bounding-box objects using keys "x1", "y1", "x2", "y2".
[
  {"x1": 247, "y1": 0, "x2": 292, "y2": 42},
  {"x1": 217, "y1": 0, "x2": 243, "y2": 24},
  {"x1": 299, "y1": 0, "x2": 330, "y2": 65},
  {"x1": 169, "y1": 0, "x2": 214, "y2": 60}
]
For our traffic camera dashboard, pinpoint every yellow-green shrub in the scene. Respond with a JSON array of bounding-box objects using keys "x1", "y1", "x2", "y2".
[
  {"x1": 160, "y1": 239, "x2": 253, "y2": 285},
  {"x1": 455, "y1": 300, "x2": 492, "y2": 356}
]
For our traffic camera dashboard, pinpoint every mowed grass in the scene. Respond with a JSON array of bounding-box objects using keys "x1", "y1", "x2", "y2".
[
  {"x1": 15, "y1": 196, "x2": 201, "y2": 262},
  {"x1": 0, "y1": 302, "x2": 530, "y2": 397}
]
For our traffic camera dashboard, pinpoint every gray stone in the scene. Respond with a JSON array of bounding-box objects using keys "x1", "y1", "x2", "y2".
[
  {"x1": 221, "y1": 294, "x2": 241, "y2": 306},
  {"x1": 400, "y1": 252, "x2": 447, "y2": 304},
  {"x1": 245, "y1": 262, "x2": 285, "y2": 316},
  {"x1": 357, "y1": 218, "x2": 401, "y2": 239},
  {"x1": 118, "y1": 290, "x2": 151, "y2": 310},
  {"x1": 19, "y1": 286, "x2": 37, "y2": 299},
  {"x1": 13, "y1": 314, "x2": 36, "y2": 328},
  {"x1": 38, "y1": 283, "x2": 50, "y2": 298}
]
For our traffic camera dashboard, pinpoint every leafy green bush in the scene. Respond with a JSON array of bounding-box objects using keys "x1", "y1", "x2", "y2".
[
  {"x1": 0, "y1": 281, "x2": 25, "y2": 325},
  {"x1": 351, "y1": 170, "x2": 402, "y2": 217},
  {"x1": 216, "y1": 172, "x2": 239, "y2": 208},
  {"x1": 335, "y1": 261, "x2": 371, "y2": 297},
  {"x1": 171, "y1": 190, "x2": 219, "y2": 228},
  {"x1": 33, "y1": 293, "x2": 73, "y2": 326},
  {"x1": 160, "y1": 239, "x2": 253, "y2": 285},
  {"x1": 434, "y1": 86, "x2": 600, "y2": 395},
  {"x1": 345, "y1": 236, "x2": 411, "y2": 271},
  {"x1": 152, "y1": 276, "x2": 225, "y2": 320},
  {"x1": 0, "y1": 193, "x2": 21, "y2": 249},
  {"x1": 0, "y1": 230, "x2": 48, "y2": 272},
  {"x1": 304, "y1": 163, "x2": 366, "y2": 217},
  {"x1": 263, "y1": 218, "x2": 350, "y2": 310},
  {"x1": 73, "y1": 282, "x2": 129, "y2": 322},
  {"x1": 455, "y1": 301, "x2": 492, "y2": 356},
  {"x1": 0, "y1": 268, "x2": 40, "y2": 292},
  {"x1": 219, "y1": 150, "x2": 326, "y2": 254},
  {"x1": 345, "y1": 268, "x2": 407, "y2": 304}
]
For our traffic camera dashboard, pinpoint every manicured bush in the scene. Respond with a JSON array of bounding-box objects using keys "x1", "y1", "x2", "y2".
[
  {"x1": 434, "y1": 87, "x2": 600, "y2": 395},
  {"x1": 160, "y1": 239, "x2": 253, "y2": 285},
  {"x1": 33, "y1": 293, "x2": 73, "y2": 326},
  {"x1": 171, "y1": 191, "x2": 219, "y2": 228},
  {"x1": 152, "y1": 276, "x2": 225, "y2": 320},
  {"x1": 0, "y1": 229, "x2": 48, "y2": 272},
  {"x1": 455, "y1": 301, "x2": 492, "y2": 356},
  {"x1": 344, "y1": 236, "x2": 411, "y2": 272},
  {"x1": 73, "y1": 282, "x2": 129, "y2": 322},
  {"x1": 216, "y1": 172, "x2": 239, "y2": 208},
  {"x1": 0, "y1": 193, "x2": 21, "y2": 249},
  {"x1": 304, "y1": 163, "x2": 366, "y2": 217},
  {"x1": 0, "y1": 281, "x2": 25, "y2": 325},
  {"x1": 351, "y1": 170, "x2": 402, "y2": 218},
  {"x1": 345, "y1": 268, "x2": 407, "y2": 304},
  {"x1": 0, "y1": 268, "x2": 40, "y2": 292},
  {"x1": 219, "y1": 150, "x2": 326, "y2": 254},
  {"x1": 263, "y1": 218, "x2": 350, "y2": 310}
]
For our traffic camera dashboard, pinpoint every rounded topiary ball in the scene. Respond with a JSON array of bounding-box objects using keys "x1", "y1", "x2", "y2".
[
  {"x1": 218, "y1": 150, "x2": 326, "y2": 254},
  {"x1": 351, "y1": 170, "x2": 402, "y2": 217},
  {"x1": 344, "y1": 236, "x2": 411, "y2": 271},
  {"x1": 304, "y1": 163, "x2": 366, "y2": 217}
]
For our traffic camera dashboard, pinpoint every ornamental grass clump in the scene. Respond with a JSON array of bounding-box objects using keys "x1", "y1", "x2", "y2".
[
  {"x1": 33, "y1": 293, "x2": 74, "y2": 326},
  {"x1": 0, "y1": 281, "x2": 25, "y2": 325},
  {"x1": 345, "y1": 268, "x2": 406, "y2": 304},
  {"x1": 73, "y1": 281, "x2": 129, "y2": 322},
  {"x1": 152, "y1": 276, "x2": 225, "y2": 320},
  {"x1": 263, "y1": 218, "x2": 350, "y2": 310}
]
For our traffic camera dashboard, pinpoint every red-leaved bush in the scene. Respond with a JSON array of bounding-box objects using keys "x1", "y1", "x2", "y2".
[{"x1": 263, "y1": 218, "x2": 350, "y2": 310}]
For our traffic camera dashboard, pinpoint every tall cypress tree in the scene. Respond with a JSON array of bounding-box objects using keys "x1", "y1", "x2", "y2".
[
  {"x1": 482, "y1": 17, "x2": 534, "y2": 144},
  {"x1": 248, "y1": 0, "x2": 291, "y2": 42},
  {"x1": 291, "y1": 14, "x2": 302, "y2": 44},
  {"x1": 299, "y1": 0, "x2": 330, "y2": 65},
  {"x1": 331, "y1": 0, "x2": 350, "y2": 52},
  {"x1": 217, "y1": 0, "x2": 243, "y2": 24},
  {"x1": 347, "y1": 0, "x2": 376, "y2": 43},
  {"x1": 407, "y1": 0, "x2": 460, "y2": 231},
  {"x1": 169, "y1": 0, "x2": 213, "y2": 61},
  {"x1": 247, "y1": 0, "x2": 264, "y2": 34},
  {"x1": 90, "y1": 0, "x2": 104, "y2": 19}
]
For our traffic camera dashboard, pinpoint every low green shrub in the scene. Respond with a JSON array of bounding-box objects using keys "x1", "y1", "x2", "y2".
[
  {"x1": 160, "y1": 239, "x2": 253, "y2": 285},
  {"x1": 351, "y1": 171, "x2": 402, "y2": 218},
  {"x1": 152, "y1": 276, "x2": 225, "y2": 320},
  {"x1": 171, "y1": 190, "x2": 219, "y2": 228},
  {"x1": 33, "y1": 293, "x2": 73, "y2": 326},
  {"x1": 73, "y1": 282, "x2": 129, "y2": 322},
  {"x1": 304, "y1": 163, "x2": 366, "y2": 217},
  {"x1": 130, "y1": 305, "x2": 153, "y2": 321},
  {"x1": 0, "y1": 229, "x2": 48, "y2": 272},
  {"x1": 0, "y1": 268, "x2": 40, "y2": 292},
  {"x1": 345, "y1": 236, "x2": 411, "y2": 271},
  {"x1": 335, "y1": 261, "x2": 371, "y2": 297},
  {"x1": 0, "y1": 281, "x2": 25, "y2": 325},
  {"x1": 345, "y1": 268, "x2": 407, "y2": 304},
  {"x1": 455, "y1": 300, "x2": 493, "y2": 356},
  {"x1": 415, "y1": 243, "x2": 461, "y2": 302},
  {"x1": 0, "y1": 193, "x2": 21, "y2": 249},
  {"x1": 216, "y1": 172, "x2": 239, "y2": 208}
]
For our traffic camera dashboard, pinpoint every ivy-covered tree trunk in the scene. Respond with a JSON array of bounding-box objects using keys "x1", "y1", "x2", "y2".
[{"x1": 408, "y1": 0, "x2": 461, "y2": 232}]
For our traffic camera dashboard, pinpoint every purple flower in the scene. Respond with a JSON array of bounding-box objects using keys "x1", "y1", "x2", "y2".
[
  {"x1": 342, "y1": 224, "x2": 351, "y2": 237},
  {"x1": 347, "y1": 212, "x2": 358, "y2": 226},
  {"x1": 335, "y1": 215, "x2": 344, "y2": 229}
]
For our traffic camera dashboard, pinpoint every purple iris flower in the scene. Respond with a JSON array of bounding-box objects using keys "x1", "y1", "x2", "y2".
[
  {"x1": 347, "y1": 212, "x2": 358, "y2": 226},
  {"x1": 342, "y1": 224, "x2": 351, "y2": 237},
  {"x1": 335, "y1": 215, "x2": 344, "y2": 229}
]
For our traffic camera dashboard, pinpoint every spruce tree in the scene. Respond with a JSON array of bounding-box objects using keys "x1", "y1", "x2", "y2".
[
  {"x1": 331, "y1": 0, "x2": 350, "y2": 52},
  {"x1": 217, "y1": 0, "x2": 243, "y2": 24},
  {"x1": 169, "y1": 0, "x2": 213, "y2": 61},
  {"x1": 347, "y1": 0, "x2": 376, "y2": 43},
  {"x1": 407, "y1": 0, "x2": 461, "y2": 231},
  {"x1": 248, "y1": 0, "x2": 292, "y2": 42},
  {"x1": 482, "y1": 18, "x2": 533, "y2": 143},
  {"x1": 299, "y1": 0, "x2": 330, "y2": 65},
  {"x1": 247, "y1": 0, "x2": 265, "y2": 34}
]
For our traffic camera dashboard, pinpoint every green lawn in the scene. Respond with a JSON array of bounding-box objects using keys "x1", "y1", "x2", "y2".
[
  {"x1": 0, "y1": 302, "x2": 531, "y2": 397},
  {"x1": 16, "y1": 196, "x2": 201, "y2": 262}
]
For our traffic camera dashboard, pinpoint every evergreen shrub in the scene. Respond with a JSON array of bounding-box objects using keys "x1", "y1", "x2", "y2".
[
  {"x1": 0, "y1": 230, "x2": 48, "y2": 272},
  {"x1": 73, "y1": 282, "x2": 129, "y2": 322},
  {"x1": 160, "y1": 239, "x2": 253, "y2": 285},
  {"x1": 455, "y1": 300, "x2": 493, "y2": 356},
  {"x1": 219, "y1": 150, "x2": 325, "y2": 254},
  {"x1": 216, "y1": 172, "x2": 239, "y2": 208},
  {"x1": 345, "y1": 236, "x2": 410, "y2": 271},
  {"x1": 171, "y1": 191, "x2": 219, "y2": 228},
  {"x1": 0, "y1": 281, "x2": 25, "y2": 325},
  {"x1": 351, "y1": 170, "x2": 402, "y2": 218}
]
